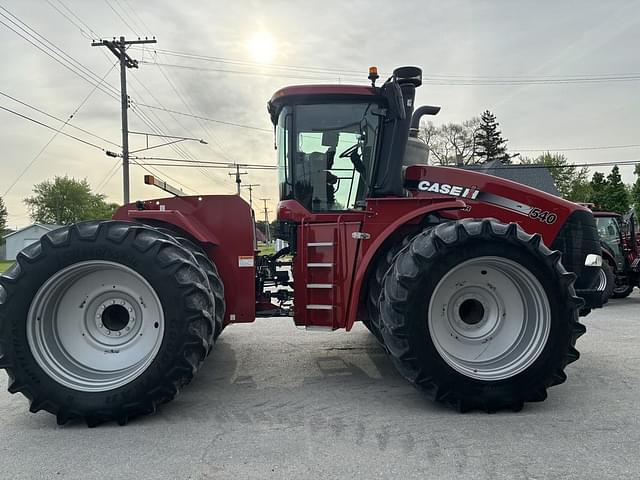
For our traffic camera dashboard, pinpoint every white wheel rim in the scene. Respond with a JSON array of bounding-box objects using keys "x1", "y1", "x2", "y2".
[
  {"x1": 27, "y1": 261, "x2": 165, "y2": 392},
  {"x1": 428, "y1": 256, "x2": 551, "y2": 381}
]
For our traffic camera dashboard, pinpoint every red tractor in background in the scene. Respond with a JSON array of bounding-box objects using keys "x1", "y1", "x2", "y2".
[
  {"x1": 0, "y1": 67, "x2": 606, "y2": 425},
  {"x1": 593, "y1": 209, "x2": 640, "y2": 298}
]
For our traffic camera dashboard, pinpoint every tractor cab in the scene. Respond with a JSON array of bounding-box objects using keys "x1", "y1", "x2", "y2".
[{"x1": 267, "y1": 67, "x2": 434, "y2": 214}]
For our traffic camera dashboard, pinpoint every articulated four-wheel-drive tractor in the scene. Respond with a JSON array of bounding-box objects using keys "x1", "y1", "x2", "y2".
[
  {"x1": 593, "y1": 209, "x2": 640, "y2": 298},
  {"x1": 0, "y1": 67, "x2": 606, "y2": 425}
]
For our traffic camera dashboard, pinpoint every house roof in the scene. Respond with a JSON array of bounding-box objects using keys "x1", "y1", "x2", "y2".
[
  {"x1": 464, "y1": 160, "x2": 560, "y2": 196},
  {"x1": 2, "y1": 223, "x2": 62, "y2": 239}
]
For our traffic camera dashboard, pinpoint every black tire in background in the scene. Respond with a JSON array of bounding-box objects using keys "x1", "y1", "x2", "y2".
[
  {"x1": 611, "y1": 273, "x2": 635, "y2": 299},
  {"x1": 378, "y1": 219, "x2": 585, "y2": 413},
  {"x1": 601, "y1": 261, "x2": 615, "y2": 301},
  {"x1": 0, "y1": 221, "x2": 214, "y2": 426}
]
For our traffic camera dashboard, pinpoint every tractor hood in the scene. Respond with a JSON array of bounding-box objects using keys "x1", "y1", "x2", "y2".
[{"x1": 404, "y1": 164, "x2": 589, "y2": 224}]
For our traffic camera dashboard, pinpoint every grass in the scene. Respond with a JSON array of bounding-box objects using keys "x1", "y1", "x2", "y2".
[
  {"x1": 0, "y1": 261, "x2": 14, "y2": 273},
  {"x1": 257, "y1": 244, "x2": 276, "y2": 256}
]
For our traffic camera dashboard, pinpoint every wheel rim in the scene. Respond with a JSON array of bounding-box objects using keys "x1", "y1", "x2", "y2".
[
  {"x1": 428, "y1": 256, "x2": 551, "y2": 381},
  {"x1": 27, "y1": 261, "x2": 165, "y2": 392}
]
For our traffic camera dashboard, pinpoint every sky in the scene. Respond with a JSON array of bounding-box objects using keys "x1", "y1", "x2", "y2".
[{"x1": 1, "y1": 0, "x2": 639, "y2": 228}]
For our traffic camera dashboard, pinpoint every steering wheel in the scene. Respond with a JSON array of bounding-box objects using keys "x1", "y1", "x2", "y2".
[{"x1": 339, "y1": 143, "x2": 360, "y2": 159}]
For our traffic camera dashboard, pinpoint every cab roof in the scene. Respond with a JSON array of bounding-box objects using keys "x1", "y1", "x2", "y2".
[{"x1": 267, "y1": 84, "x2": 381, "y2": 124}]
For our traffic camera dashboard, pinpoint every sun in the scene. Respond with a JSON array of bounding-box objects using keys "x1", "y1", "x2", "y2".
[{"x1": 247, "y1": 31, "x2": 277, "y2": 64}]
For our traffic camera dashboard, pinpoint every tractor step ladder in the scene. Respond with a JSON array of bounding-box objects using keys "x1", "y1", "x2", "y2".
[{"x1": 304, "y1": 234, "x2": 337, "y2": 328}]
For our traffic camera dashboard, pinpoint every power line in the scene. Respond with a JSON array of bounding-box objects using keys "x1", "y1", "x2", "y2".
[
  {"x1": 0, "y1": 8, "x2": 120, "y2": 100},
  {"x1": 138, "y1": 162, "x2": 277, "y2": 170},
  {"x1": 96, "y1": 159, "x2": 121, "y2": 193},
  {"x1": 134, "y1": 156, "x2": 277, "y2": 169},
  {"x1": 0, "y1": 89, "x2": 120, "y2": 148},
  {"x1": 43, "y1": 0, "x2": 93, "y2": 39},
  {"x1": 2, "y1": 62, "x2": 117, "y2": 196},
  {"x1": 139, "y1": 59, "x2": 354, "y2": 82},
  {"x1": 115, "y1": 0, "x2": 147, "y2": 35},
  {"x1": 36, "y1": 2, "x2": 200, "y2": 196},
  {"x1": 136, "y1": 50, "x2": 640, "y2": 86},
  {"x1": 0, "y1": 105, "x2": 106, "y2": 151},
  {"x1": 134, "y1": 102, "x2": 271, "y2": 132},
  {"x1": 53, "y1": 0, "x2": 102, "y2": 39},
  {"x1": 120, "y1": 0, "x2": 153, "y2": 34},
  {"x1": 513, "y1": 144, "x2": 640, "y2": 153},
  {"x1": 135, "y1": 46, "x2": 640, "y2": 82},
  {"x1": 104, "y1": 0, "x2": 139, "y2": 36}
]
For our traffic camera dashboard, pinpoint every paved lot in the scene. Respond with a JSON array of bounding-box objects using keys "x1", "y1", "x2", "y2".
[{"x1": 1, "y1": 294, "x2": 639, "y2": 479}]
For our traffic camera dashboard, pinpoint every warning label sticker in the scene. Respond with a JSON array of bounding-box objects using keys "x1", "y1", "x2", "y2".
[{"x1": 238, "y1": 256, "x2": 254, "y2": 268}]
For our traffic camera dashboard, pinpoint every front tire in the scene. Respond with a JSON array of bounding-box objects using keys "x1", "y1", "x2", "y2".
[
  {"x1": 379, "y1": 219, "x2": 585, "y2": 412},
  {"x1": 611, "y1": 276, "x2": 634, "y2": 299},
  {"x1": 0, "y1": 221, "x2": 214, "y2": 426}
]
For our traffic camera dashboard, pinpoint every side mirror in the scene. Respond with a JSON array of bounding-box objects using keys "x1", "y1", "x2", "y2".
[{"x1": 382, "y1": 81, "x2": 406, "y2": 120}]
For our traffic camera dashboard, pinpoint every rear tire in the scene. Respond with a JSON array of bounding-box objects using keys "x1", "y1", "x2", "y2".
[
  {"x1": 155, "y1": 228, "x2": 225, "y2": 345},
  {"x1": 0, "y1": 221, "x2": 214, "y2": 426},
  {"x1": 379, "y1": 219, "x2": 585, "y2": 412}
]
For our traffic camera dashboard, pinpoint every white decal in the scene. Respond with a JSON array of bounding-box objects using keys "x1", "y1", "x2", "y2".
[{"x1": 417, "y1": 180, "x2": 480, "y2": 199}]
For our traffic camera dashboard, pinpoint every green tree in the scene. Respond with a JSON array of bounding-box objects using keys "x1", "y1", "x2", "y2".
[
  {"x1": 519, "y1": 152, "x2": 591, "y2": 201},
  {"x1": 474, "y1": 110, "x2": 512, "y2": 164},
  {"x1": 24, "y1": 176, "x2": 118, "y2": 225},
  {"x1": 631, "y1": 164, "x2": 640, "y2": 217},
  {"x1": 0, "y1": 195, "x2": 7, "y2": 244},
  {"x1": 602, "y1": 165, "x2": 629, "y2": 214},
  {"x1": 589, "y1": 172, "x2": 608, "y2": 209}
]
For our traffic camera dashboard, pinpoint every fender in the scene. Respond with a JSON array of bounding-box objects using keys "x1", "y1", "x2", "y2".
[
  {"x1": 345, "y1": 199, "x2": 465, "y2": 331},
  {"x1": 118, "y1": 209, "x2": 221, "y2": 246}
]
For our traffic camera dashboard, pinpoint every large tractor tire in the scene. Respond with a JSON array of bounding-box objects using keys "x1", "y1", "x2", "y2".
[
  {"x1": 365, "y1": 235, "x2": 413, "y2": 346},
  {"x1": 155, "y1": 227, "x2": 225, "y2": 344},
  {"x1": 600, "y1": 261, "x2": 615, "y2": 301},
  {"x1": 0, "y1": 221, "x2": 215, "y2": 426},
  {"x1": 378, "y1": 219, "x2": 585, "y2": 412}
]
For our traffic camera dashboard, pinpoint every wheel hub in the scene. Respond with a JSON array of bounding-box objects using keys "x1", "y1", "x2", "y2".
[
  {"x1": 428, "y1": 256, "x2": 551, "y2": 381},
  {"x1": 458, "y1": 298, "x2": 484, "y2": 325},
  {"x1": 27, "y1": 261, "x2": 165, "y2": 392}
]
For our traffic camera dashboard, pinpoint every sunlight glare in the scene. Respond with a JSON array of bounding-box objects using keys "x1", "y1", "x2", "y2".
[{"x1": 247, "y1": 31, "x2": 277, "y2": 64}]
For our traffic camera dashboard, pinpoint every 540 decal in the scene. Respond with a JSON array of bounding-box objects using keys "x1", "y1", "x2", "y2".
[{"x1": 528, "y1": 208, "x2": 557, "y2": 224}]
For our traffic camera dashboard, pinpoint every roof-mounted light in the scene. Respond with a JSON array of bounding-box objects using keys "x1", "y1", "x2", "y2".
[{"x1": 368, "y1": 66, "x2": 379, "y2": 86}]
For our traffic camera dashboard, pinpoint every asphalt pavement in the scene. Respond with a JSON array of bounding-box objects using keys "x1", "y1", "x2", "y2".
[{"x1": 1, "y1": 293, "x2": 639, "y2": 479}]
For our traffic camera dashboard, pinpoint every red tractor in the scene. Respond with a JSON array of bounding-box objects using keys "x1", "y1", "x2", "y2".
[
  {"x1": 594, "y1": 209, "x2": 640, "y2": 298},
  {"x1": 0, "y1": 67, "x2": 606, "y2": 425}
]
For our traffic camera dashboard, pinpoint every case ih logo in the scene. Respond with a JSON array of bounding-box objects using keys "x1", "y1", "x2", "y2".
[{"x1": 417, "y1": 180, "x2": 480, "y2": 199}]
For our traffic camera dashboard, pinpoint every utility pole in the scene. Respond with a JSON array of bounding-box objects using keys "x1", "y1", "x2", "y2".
[
  {"x1": 229, "y1": 164, "x2": 248, "y2": 195},
  {"x1": 260, "y1": 198, "x2": 271, "y2": 244},
  {"x1": 242, "y1": 184, "x2": 260, "y2": 208},
  {"x1": 92, "y1": 36, "x2": 157, "y2": 204}
]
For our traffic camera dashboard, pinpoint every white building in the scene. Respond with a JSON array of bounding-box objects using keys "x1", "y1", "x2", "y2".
[{"x1": 2, "y1": 224, "x2": 61, "y2": 261}]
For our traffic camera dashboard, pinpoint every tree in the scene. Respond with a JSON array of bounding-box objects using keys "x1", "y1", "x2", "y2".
[
  {"x1": 421, "y1": 117, "x2": 480, "y2": 166},
  {"x1": 589, "y1": 172, "x2": 608, "y2": 210},
  {"x1": 24, "y1": 176, "x2": 119, "y2": 225},
  {"x1": 631, "y1": 164, "x2": 640, "y2": 217},
  {"x1": 603, "y1": 165, "x2": 629, "y2": 214},
  {"x1": 474, "y1": 110, "x2": 513, "y2": 164},
  {"x1": 0, "y1": 195, "x2": 7, "y2": 244},
  {"x1": 519, "y1": 152, "x2": 591, "y2": 201}
]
